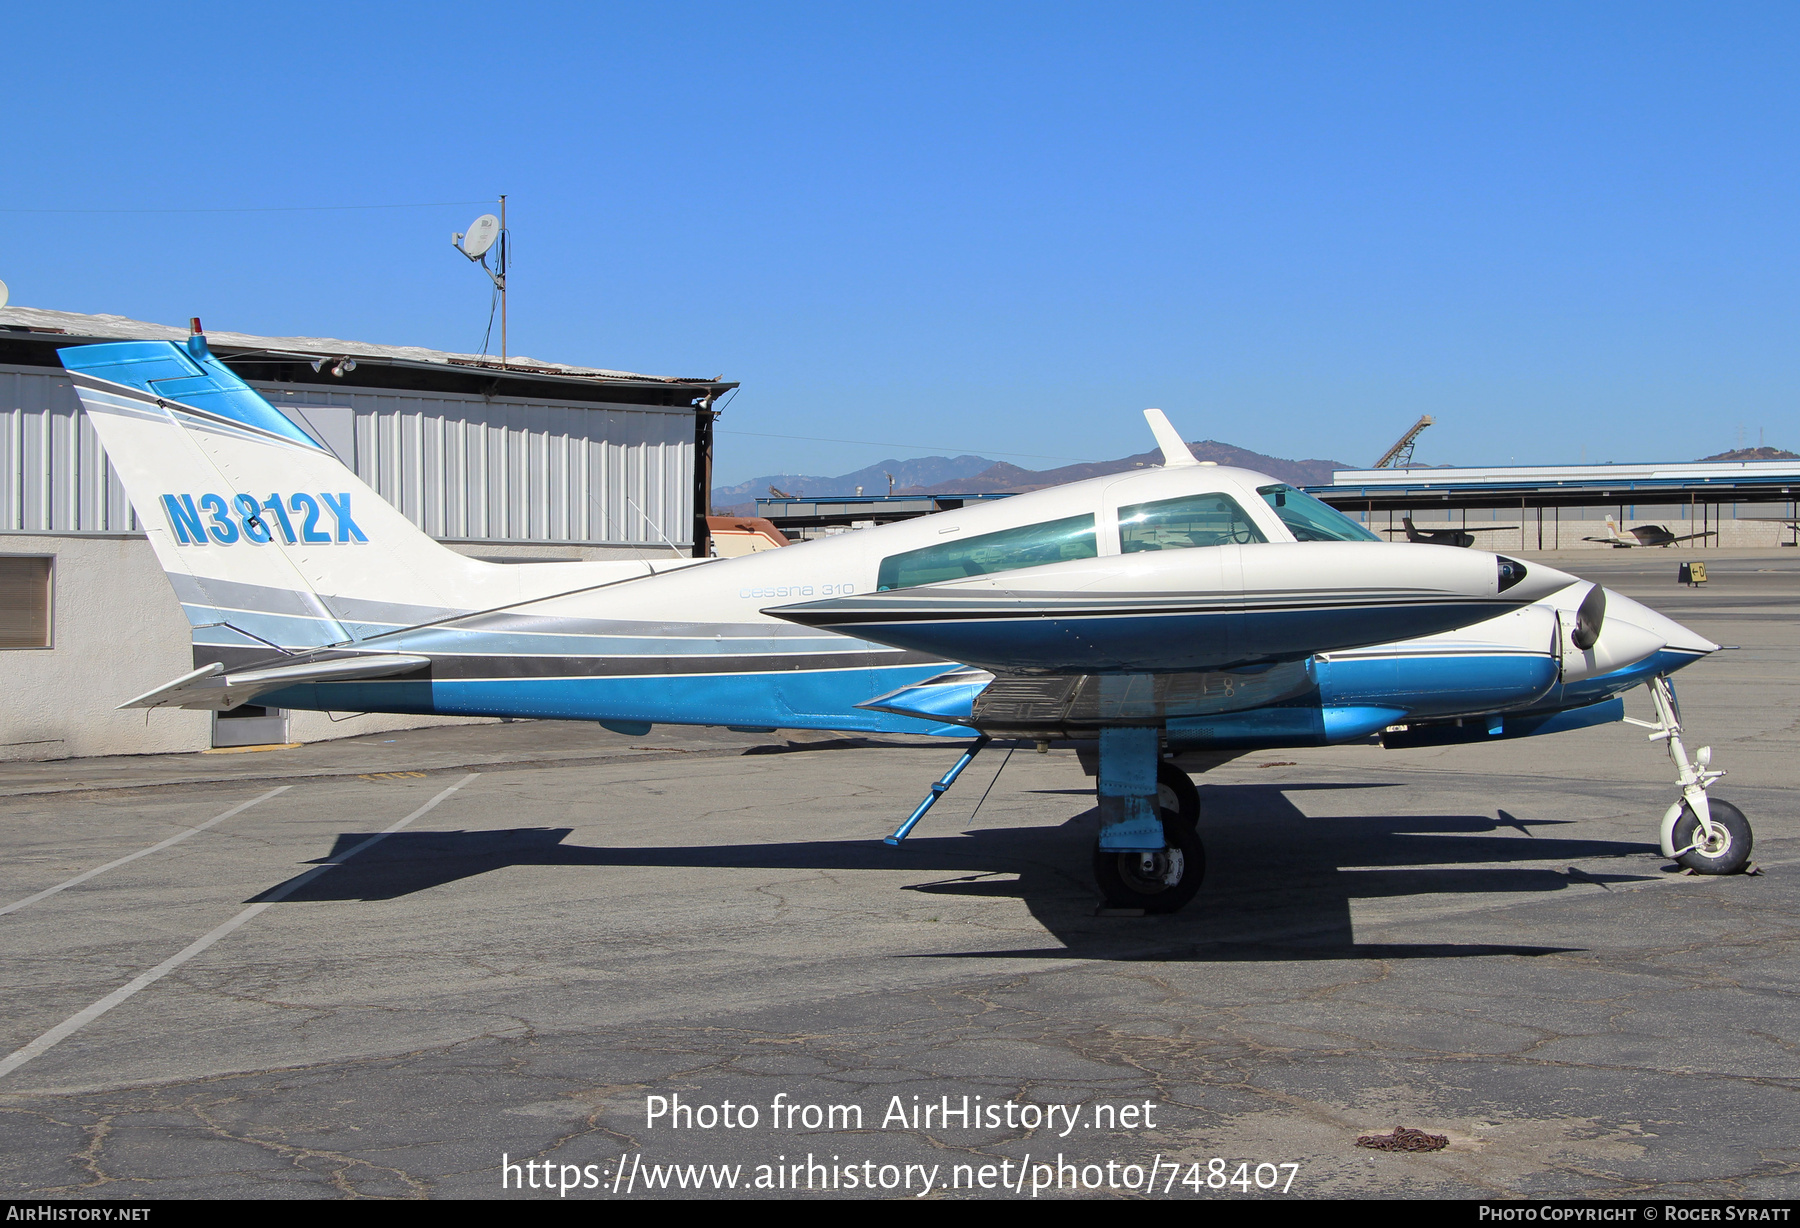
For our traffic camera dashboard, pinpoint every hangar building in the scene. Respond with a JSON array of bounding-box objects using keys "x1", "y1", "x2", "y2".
[{"x1": 0, "y1": 306, "x2": 731, "y2": 761}]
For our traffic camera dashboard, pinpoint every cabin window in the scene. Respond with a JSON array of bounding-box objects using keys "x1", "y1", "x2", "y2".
[
  {"x1": 0, "y1": 556, "x2": 52, "y2": 648},
  {"x1": 1257, "y1": 484, "x2": 1381, "y2": 542},
  {"x1": 877, "y1": 514, "x2": 1097, "y2": 591},
  {"x1": 1118, "y1": 493, "x2": 1267, "y2": 552}
]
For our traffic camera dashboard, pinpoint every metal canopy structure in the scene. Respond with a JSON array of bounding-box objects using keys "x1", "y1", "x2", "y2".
[
  {"x1": 757, "y1": 493, "x2": 1015, "y2": 539},
  {"x1": 1309, "y1": 460, "x2": 1800, "y2": 551},
  {"x1": 1311, "y1": 461, "x2": 1800, "y2": 512}
]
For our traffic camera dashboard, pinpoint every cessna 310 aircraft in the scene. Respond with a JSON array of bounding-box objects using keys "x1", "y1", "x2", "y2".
[{"x1": 59, "y1": 330, "x2": 1752, "y2": 913}]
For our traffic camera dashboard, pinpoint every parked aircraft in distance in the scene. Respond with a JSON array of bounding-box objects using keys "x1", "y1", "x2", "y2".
[
  {"x1": 1584, "y1": 516, "x2": 1718, "y2": 548},
  {"x1": 57, "y1": 330, "x2": 1753, "y2": 914},
  {"x1": 706, "y1": 515, "x2": 791, "y2": 557},
  {"x1": 1736, "y1": 514, "x2": 1800, "y2": 546},
  {"x1": 1383, "y1": 517, "x2": 1520, "y2": 549}
]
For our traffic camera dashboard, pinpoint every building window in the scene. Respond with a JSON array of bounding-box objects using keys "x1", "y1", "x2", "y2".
[{"x1": 0, "y1": 556, "x2": 52, "y2": 649}]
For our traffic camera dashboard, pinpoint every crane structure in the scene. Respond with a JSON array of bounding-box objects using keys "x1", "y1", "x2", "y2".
[{"x1": 1373, "y1": 415, "x2": 1434, "y2": 469}]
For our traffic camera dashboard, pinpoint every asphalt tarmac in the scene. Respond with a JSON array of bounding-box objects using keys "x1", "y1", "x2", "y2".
[{"x1": 0, "y1": 548, "x2": 1795, "y2": 1200}]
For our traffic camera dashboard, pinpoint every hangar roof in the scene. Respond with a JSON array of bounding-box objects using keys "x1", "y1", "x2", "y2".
[{"x1": 0, "y1": 305, "x2": 735, "y2": 409}]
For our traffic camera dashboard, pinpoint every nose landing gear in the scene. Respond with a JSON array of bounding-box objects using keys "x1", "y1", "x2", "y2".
[{"x1": 1626, "y1": 676, "x2": 1753, "y2": 875}]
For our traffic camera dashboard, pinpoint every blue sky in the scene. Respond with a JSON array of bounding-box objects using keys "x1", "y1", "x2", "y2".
[{"x1": 6, "y1": 2, "x2": 1798, "y2": 481}]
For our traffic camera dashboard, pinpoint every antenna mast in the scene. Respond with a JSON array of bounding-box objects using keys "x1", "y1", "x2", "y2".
[
  {"x1": 1373, "y1": 415, "x2": 1434, "y2": 469},
  {"x1": 498, "y1": 194, "x2": 507, "y2": 368},
  {"x1": 449, "y1": 200, "x2": 509, "y2": 367}
]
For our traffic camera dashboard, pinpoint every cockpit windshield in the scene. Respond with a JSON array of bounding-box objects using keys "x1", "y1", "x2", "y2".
[{"x1": 1257, "y1": 484, "x2": 1381, "y2": 543}]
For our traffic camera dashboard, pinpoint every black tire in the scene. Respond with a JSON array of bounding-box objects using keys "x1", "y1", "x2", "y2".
[
  {"x1": 1093, "y1": 818, "x2": 1206, "y2": 913},
  {"x1": 1156, "y1": 761, "x2": 1200, "y2": 830},
  {"x1": 1672, "y1": 798, "x2": 1753, "y2": 875}
]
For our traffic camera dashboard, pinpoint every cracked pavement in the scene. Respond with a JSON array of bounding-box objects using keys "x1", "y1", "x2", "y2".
[{"x1": 0, "y1": 550, "x2": 1796, "y2": 1199}]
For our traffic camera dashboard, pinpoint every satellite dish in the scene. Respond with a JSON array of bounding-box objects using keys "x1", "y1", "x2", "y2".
[
  {"x1": 0, "y1": 279, "x2": 8, "y2": 310},
  {"x1": 458, "y1": 214, "x2": 500, "y2": 259}
]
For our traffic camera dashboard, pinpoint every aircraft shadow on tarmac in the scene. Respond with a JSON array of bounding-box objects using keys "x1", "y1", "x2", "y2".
[{"x1": 255, "y1": 781, "x2": 1658, "y2": 962}]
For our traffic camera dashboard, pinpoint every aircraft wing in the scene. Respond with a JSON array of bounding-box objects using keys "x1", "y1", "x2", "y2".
[
  {"x1": 1381, "y1": 525, "x2": 1518, "y2": 533},
  {"x1": 121, "y1": 653, "x2": 432, "y2": 711},
  {"x1": 770, "y1": 542, "x2": 1576, "y2": 674}
]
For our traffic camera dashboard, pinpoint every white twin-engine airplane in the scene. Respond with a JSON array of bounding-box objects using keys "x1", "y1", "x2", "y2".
[{"x1": 61, "y1": 332, "x2": 1753, "y2": 913}]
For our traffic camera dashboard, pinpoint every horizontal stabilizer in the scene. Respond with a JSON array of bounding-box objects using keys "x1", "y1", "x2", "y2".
[{"x1": 121, "y1": 653, "x2": 432, "y2": 711}]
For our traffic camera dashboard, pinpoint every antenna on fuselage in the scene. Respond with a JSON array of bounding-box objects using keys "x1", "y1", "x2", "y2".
[{"x1": 1143, "y1": 408, "x2": 1199, "y2": 467}]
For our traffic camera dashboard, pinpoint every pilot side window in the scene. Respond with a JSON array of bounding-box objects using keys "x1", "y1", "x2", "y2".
[
  {"x1": 876, "y1": 514, "x2": 1097, "y2": 591},
  {"x1": 1118, "y1": 493, "x2": 1266, "y2": 553}
]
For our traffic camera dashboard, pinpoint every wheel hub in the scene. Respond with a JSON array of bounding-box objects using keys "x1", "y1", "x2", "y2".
[{"x1": 1123, "y1": 846, "x2": 1185, "y2": 890}]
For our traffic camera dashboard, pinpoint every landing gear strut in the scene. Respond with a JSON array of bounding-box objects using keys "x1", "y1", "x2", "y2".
[
  {"x1": 1625, "y1": 675, "x2": 1753, "y2": 875},
  {"x1": 1093, "y1": 757, "x2": 1206, "y2": 914}
]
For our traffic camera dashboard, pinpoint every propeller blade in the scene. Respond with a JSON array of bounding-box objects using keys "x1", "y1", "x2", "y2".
[{"x1": 1572, "y1": 583, "x2": 1606, "y2": 650}]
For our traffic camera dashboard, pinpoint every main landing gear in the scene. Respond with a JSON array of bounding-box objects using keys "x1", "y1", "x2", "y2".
[
  {"x1": 886, "y1": 733, "x2": 1207, "y2": 914},
  {"x1": 1093, "y1": 760, "x2": 1205, "y2": 914},
  {"x1": 1625, "y1": 675, "x2": 1754, "y2": 875}
]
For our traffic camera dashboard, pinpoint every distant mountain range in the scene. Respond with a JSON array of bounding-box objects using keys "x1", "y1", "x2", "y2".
[
  {"x1": 712, "y1": 440, "x2": 1350, "y2": 515},
  {"x1": 714, "y1": 440, "x2": 1800, "y2": 514},
  {"x1": 709, "y1": 455, "x2": 998, "y2": 510}
]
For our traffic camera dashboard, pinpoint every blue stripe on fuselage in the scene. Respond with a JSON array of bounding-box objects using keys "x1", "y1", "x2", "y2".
[{"x1": 256, "y1": 662, "x2": 966, "y2": 735}]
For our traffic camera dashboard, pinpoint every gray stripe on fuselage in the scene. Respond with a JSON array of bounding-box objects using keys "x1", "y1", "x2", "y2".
[
  {"x1": 195, "y1": 644, "x2": 942, "y2": 678},
  {"x1": 170, "y1": 574, "x2": 454, "y2": 627},
  {"x1": 173, "y1": 573, "x2": 849, "y2": 643}
]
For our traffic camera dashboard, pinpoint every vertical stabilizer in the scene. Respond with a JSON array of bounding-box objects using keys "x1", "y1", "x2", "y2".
[{"x1": 59, "y1": 337, "x2": 665, "y2": 659}]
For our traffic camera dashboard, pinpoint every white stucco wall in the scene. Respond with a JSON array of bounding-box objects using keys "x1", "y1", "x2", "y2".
[{"x1": 1, "y1": 535, "x2": 211, "y2": 760}]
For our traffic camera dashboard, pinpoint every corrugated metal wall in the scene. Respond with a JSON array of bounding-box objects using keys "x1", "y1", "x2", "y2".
[
  {"x1": 0, "y1": 366, "x2": 139, "y2": 534},
  {"x1": 0, "y1": 364, "x2": 695, "y2": 545}
]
